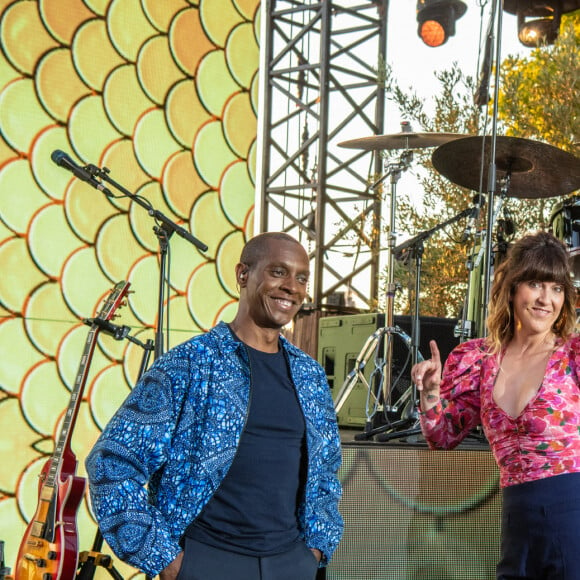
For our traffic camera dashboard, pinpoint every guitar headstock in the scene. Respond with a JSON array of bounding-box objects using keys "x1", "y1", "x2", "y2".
[{"x1": 96, "y1": 281, "x2": 131, "y2": 321}]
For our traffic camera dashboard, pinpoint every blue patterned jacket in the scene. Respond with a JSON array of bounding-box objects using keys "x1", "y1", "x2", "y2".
[{"x1": 85, "y1": 322, "x2": 343, "y2": 576}]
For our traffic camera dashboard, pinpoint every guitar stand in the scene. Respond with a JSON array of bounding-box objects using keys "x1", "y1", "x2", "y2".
[{"x1": 77, "y1": 530, "x2": 123, "y2": 580}]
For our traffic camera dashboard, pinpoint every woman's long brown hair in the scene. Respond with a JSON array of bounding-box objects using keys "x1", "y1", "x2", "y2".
[{"x1": 485, "y1": 231, "x2": 576, "y2": 353}]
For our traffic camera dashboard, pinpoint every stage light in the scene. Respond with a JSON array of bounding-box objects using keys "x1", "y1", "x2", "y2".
[
  {"x1": 503, "y1": 0, "x2": 580, "y2": 48},
  {"x1": 518, "y1": 15, "x2": 559, "y2": 46},
  {"x1": 416, "y1": 0, "x2": 467, "y2": 47}
]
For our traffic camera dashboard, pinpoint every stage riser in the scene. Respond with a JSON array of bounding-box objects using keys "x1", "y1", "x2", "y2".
[{"x1": 327, "y1": 444, "x2": 501, "y2": 580}]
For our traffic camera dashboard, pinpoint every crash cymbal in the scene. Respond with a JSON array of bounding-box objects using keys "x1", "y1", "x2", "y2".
[
  {"x1": 432, "y1": 136, "x2": 580, "y2": 199},
  {"x1": 338, "y1": 132, "x2": 470, "y2": 151}
]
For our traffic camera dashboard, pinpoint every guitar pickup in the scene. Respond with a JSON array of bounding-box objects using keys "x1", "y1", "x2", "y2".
[
  {"x1": 40, "y1": 485, "x2": 55, "y2": 501},
  {"x1": 30, "y1": 521, "x2": 45, "y2": 537}
]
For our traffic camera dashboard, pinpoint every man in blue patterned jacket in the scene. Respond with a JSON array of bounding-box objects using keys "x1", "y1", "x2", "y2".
[{"x1": 86, "y1": 232, "x2": 343, "y2": 580}]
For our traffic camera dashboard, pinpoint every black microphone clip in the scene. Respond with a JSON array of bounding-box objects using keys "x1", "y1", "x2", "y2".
[
  {"x1": 51, "y1": 150, "x2": 114, "y2": 197},
  {"x1": 84, "y1": 317, "x2": 130, "y2": 340},
  {"x1": 460, "y1": 195, "x2": 485, "y2": 243}
]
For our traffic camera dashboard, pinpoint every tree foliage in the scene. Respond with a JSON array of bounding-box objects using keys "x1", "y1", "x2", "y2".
[
  {"x1": 383, "y1": 13, "x2": 580, "y2": 326},
  {"x1": 498, "y1": 18, "x2": 579, "y2": 150}
]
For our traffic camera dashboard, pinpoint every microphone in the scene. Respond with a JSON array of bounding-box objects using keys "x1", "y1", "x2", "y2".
[
  {"x1": 474, "y1": 18, "x2": 493, "y2": 107},
  {"x1": 51, "y1": 150, "x2": 113, "y2": 196},
  {"x1": 461, "y1": 194, "x2": 486, "y2": 242}
]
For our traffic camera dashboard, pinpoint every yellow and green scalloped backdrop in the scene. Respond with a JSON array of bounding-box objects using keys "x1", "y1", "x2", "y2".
[{"x1": 0, "y1": 0, "x2": 260, "y2": 575}]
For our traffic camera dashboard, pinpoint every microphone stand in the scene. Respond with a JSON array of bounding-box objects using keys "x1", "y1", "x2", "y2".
[
  {"x1": 77, "y1": 322, "x2": 155, "y2": 580},
  {"x1": 352, "y1": 205, "x2": 476, "y2": 442},
  {"x1": 85, "y1": 164, "x2": 208, "y2": 360},
  {"x1": 79, "y1": 166, "x2": 206, "y2": 580},
  {"x1": 482, "y1": 0, "x2": 504, "y2": 331},
  {"x1": 67, "y1": 163, "x2": 207, "y2": 580}
]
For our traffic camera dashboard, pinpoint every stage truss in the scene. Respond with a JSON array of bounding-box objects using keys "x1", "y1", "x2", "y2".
[{"x1": 257, "y1": 0, "x2": 390, "y2": 309}]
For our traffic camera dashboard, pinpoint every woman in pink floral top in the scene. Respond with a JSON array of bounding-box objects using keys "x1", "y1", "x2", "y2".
[{"x1": 412, "y1": 231, "x2": 580, "y2": 580}]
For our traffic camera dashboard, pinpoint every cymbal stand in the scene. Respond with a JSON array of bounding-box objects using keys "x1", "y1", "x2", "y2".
[
  {"x1": 335, "y1": 205, "x2": 476, "y2": 441},
  {"x1": 375, "y1": 205, "x2": 477, "y2": 442},
  {"x1": 332, "y1": 149, "x2": 412, "y2": 440},
  {"x1": 482, "y1": 0, "x2": 505, "y2": 325},
  {"x1": 369, "y1": 148, "x2": 413, "y2": 406}
]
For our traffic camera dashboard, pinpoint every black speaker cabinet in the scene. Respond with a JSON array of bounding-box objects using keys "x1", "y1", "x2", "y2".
[{"x1": 318, "y1": 313, "x2": 460, "y2": 427}]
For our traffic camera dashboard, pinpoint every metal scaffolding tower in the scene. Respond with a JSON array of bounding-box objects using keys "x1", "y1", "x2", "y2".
[{"x1": 257, "y1": 0, "x2": 389, "y2": 309}]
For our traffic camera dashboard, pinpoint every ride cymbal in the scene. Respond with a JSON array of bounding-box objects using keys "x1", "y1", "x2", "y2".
[
  {"x1": 338, "y1": 132, "x2": 470, "y2": 151},
  {"x1": 432, "y1": 136, "x2": 580, "y2": 199}
]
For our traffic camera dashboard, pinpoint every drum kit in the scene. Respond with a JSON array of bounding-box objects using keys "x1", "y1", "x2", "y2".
[{"x1": 333, "y1": 128, "x2": 580, "y2": 441}]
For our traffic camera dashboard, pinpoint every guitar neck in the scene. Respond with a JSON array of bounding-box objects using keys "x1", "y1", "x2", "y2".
[
  {"x1": 44, "y1": 280, "x2": 130, "y2": 487},
  {"x1": 45, "y1": 324, "x2": 101, "y2": 487}
]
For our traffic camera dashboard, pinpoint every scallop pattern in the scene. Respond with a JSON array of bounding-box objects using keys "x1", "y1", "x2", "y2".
[{"x1": 0, "y1": 0, "x2": 259, "y2": 574}]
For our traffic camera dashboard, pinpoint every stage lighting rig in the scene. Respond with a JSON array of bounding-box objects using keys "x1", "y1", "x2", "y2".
[
  {"x1": 416, "y1": 0, "x2": 467, "y2": 47},
  {"x1": 503, "y1": 0, "x2": 580, "y2": 47}
]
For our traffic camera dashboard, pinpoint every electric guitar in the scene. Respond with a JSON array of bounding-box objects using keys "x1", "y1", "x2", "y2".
[{"x1": 15, "y1": 281, "x2": 131, "y2": 580}]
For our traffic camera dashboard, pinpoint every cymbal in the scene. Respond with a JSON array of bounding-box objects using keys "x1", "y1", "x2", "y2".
[
  {"x1": 432, "y1": 136, "x2": 580, "y2": 199},
  {"x1": 338, "y1": 132, "x2": 470, "y2": 151}
]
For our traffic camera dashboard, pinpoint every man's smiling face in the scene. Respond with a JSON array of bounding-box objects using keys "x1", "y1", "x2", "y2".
[{"x1": 241, "y1": 238, "x2": 310, "y2": 330}]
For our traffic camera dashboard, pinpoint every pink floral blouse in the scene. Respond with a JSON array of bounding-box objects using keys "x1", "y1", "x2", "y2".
[{"x1": 419, "y1": 335, "x2": 580, "y2": 487}]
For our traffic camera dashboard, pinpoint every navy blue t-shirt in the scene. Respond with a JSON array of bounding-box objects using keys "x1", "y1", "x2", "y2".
[{"x1": 186, "y1": 340, "x2": 307, "y2": 555}]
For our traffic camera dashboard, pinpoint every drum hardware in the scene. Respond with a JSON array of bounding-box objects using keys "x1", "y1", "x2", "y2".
[
  {"x1": 377, "y1": 208, "x2": 479, "y2": 443},
  {"x1": 336, "y1": 124, "x2": 472, "y2": 441},
  {"x1": 338, "y1": 123, "x2": 428, "y2": 411},
  {"x1": 431, "y1": 135, "x2": 580, "y2": 199},
  {"x1": 332, "y1": 325, "x2": 416, "y2": 439},
  {"x1": 433, "y1": 135, "x2": 580, "y2": 339},
  {"x1": 338, "y1": 130, "x2": 472, "y2": 152},
  {"x1": 368, "y1": 146, "x2": 412, "y2": 408},
  {"x1": 334, "y1": 203, "x2": 477, "y2": 441},
  {"x1": 454, "y1": 184, "x2": 514, "y2": 340},
  {"x1": 550, "y1": 195, "x2": 580, "y2": 290}
]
